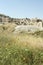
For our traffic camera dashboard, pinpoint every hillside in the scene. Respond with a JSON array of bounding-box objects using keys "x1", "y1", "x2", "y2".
[
  {"x1": 0, "y1": 14, "x2": 43, "y2": 65},
  {"x1": 0, "y1": 14, "x2": 43, "y2": 25},
  {"x1": 0, "y1": 14, "x2": 43, "y2": 33}
]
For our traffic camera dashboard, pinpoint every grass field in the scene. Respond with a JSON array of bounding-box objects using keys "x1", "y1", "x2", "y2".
[{"x1": 0, "y1": 24, "x2": 43, "y2": 65}]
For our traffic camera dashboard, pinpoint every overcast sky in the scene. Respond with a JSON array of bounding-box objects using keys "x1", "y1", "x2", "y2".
[{"x1": 0, "y1": 0, "x2": 43, "y2": 18}]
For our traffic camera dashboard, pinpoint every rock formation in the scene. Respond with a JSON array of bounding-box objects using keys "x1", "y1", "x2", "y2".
[
  {"x1": 0, "y1": 14, "x2": 43, "y2": 33},
  {"x1": 0, "y1": 14, "x2": 43, "y2": 26}
]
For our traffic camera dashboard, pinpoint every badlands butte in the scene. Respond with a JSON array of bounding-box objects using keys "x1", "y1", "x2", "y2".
[{"x1": 0, "y1": 14, "x2": 43, "y2": 33}]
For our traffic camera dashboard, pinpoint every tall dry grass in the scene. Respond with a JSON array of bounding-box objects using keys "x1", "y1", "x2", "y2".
[{"x1": 0, "y1": 24, "x2": 43, "y2": 65}]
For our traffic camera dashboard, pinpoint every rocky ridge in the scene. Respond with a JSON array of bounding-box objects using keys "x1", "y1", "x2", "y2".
[
  {"x1": 0, "y1": 14, "x2": 43, "y2": 25},
  {"x1": 0, "y1": 14, "x2": 43, "y2": 33}
]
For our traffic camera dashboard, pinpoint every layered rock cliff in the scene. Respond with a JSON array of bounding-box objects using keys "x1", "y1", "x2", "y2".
[
  {"x1": 0, "y1": 14, "x2": 43, "y2": 33},
  {"x1": 0, "y1": 14, "x2": 43, "y2": 26}
]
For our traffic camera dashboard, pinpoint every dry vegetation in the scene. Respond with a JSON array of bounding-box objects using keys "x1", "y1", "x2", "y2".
[{"x1": 0, "y1": 23, "x2": 43, "y2": 65}]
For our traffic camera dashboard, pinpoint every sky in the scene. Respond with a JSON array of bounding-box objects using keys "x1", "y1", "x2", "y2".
[{"x1": 0, "y1": 0, "x2": 43, "y2": 18}]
